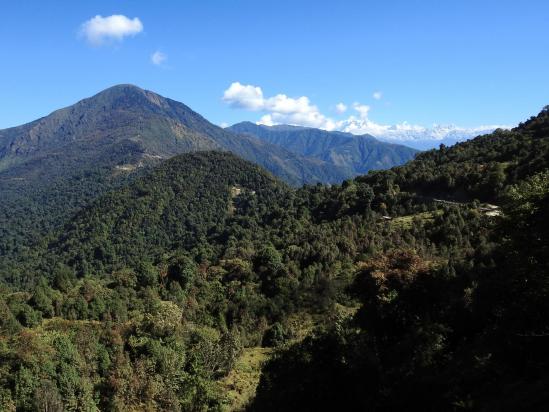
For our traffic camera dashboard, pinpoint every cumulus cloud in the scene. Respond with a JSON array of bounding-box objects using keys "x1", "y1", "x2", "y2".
[
  {"x1": 373, "y1": 91, "x2": 383, "y2": 100},
  {"x1": 222, "y1": 82, "x2": 510, "y2": 142},
  {"x1": 223, "y1": 82, "x2": 265, "y2": 110},
  {"x1": 80, "y1": 15, "x2": 143, "y2": 45},
  {"x1": 223, "y1": 82, "x2": 336, "y2": 129},
  {"x1": 335, "y1": 103, "x2": 347, "y2": 114},
  {"x1": 151, "y1": 51, "x2": 167, "y2": 66},
  {"x1": 222, "y1": 82, "x2": 392, "y2": 132}
]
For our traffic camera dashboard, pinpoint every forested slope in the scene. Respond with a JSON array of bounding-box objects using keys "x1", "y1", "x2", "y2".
[
  {"x1": 250, "y1": 108, "x2": 549, "y2": 411},
  {"x1": 360, "y1": 106, "x2": 549, "y2": 202},
  {"x1": 229, "y1": 121, "x2": 419, "y2": 176},
  {"x1": 0, "y1": 85, "x2": 348, "y2": 267},
  {"x1": 0, "y1": 108, "x2": 548, "y2": 411}
]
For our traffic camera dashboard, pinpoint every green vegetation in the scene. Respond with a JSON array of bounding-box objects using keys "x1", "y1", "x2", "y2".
[
  {"x1": 360, "y1": 108, "x2": 549, "y2": 202},
  {"x1": 388, "y1": 210, "x2": 441, "y2": 229},
  {"x1": 0, "y1": 85, "x2": 346, "y2": 187},
  {"x1": 0, "y1": 107, "x2": 548, "y2": 410},
  {"x1": 228, "y1": 121, "x2": 418, "y2": 176},
  {"x1": 220, "y1": 347, "x2": 272, "y2": 411},
  {"x1": 0, "y1": 85, "x2": 349, "y2": 269},
  {"x1": 251, "y1": 169, "x2": 549, "y2": 411}
]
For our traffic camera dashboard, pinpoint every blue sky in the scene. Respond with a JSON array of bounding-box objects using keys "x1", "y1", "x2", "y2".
[{"x1": 1, "y1": 0, "x2": 548, "y2": 132}]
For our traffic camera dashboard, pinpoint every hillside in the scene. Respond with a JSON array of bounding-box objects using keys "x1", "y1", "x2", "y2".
[
  {"x1": 358, "y1": 106, "x2": 549, "y2": 203},
  {"x1": 229, "y1": 121, "x2": 418, "y2": 176},
  {"x1": 249, "y1": 108, "x2": 549, "y2": 411},
  {"x1": 0, "y1": 108, "x2": 547, "y2": 411},
  {"x1": 48, "y1": 151, "x2": 288, "y2": 275},
  {"x1": 0, "y1": 85, "x2": 347, "y2": 261}
]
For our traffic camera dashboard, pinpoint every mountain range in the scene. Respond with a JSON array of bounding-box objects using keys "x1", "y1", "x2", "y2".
[
  {"x1": 0, "y1": 84, "x2": 348, "y2": 186},
  {"x1": 369, "y1": 124, "x2": 506, "y2": 150},
  {"x1": 228, "y1": 122, "x2": 418, "y2": 176},
  {"x1": 0, "y1": 84, "x2": 339, "y2": 259},
  {"x1": 0, "y1": 85, "x2": 418, "y2": 260}
]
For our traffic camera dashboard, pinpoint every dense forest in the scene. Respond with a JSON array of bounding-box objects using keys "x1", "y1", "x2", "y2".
[
  {"x1": 0, "y1": 107, "x2": 548, "y2": 411},
  {"x1": 0, "y1": 84, "x2": 354, "y2": 268}
]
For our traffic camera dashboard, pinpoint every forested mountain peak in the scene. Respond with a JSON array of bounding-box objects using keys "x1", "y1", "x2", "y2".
[
  {"x1": 47, "y1": 150, "x2": 287, "y2": 275},
  {"x1": 0, "y1": 83, "x2": 215, "y2": 164},
  {"x1": 0, "y1": 84, "x2": 348, "y2": 185},
  {"x1": 230, "y1": 121, "x2": 375, "y2": 138},
  {"x1": 517, "y1": 105, "x2": 549, "y2": 135},
  {"x1": 0, "y1": 85, "x2": 351, "y2": 262},
  {"x1": 228, "y1": 121, "x2": 418, "y2": 176}
]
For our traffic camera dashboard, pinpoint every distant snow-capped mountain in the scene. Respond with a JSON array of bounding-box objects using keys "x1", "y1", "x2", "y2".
[
  {"x1": 345, "y1": 123, "x2": 509, "y2": 150},
  {"x1": 374, "y1": 125, "x2": 505, "y2": 150},
  {"x1": 242, "y1": 112, "x2": 512, "y2": 151}
]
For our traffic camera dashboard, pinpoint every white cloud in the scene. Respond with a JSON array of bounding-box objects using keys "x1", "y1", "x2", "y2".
[
  {"x1": 223, "y1": 82, "x2": 265, "y2": 110},
  {"x1": 353, "y1": 103, "x2": 371, "y2": 119},
  {"x1": 373, "y1": 91, "x2": 383, "y2": 100},
  {"x1": 151, "y1": 51, "x2": 167, "y2": 66},
  {"x1": 80, "y1": 15, "x2": 143, "y2": 46},
  {"x1": 222, "y1": 82, "x2": 510, "y2": 144},
  {"x1": 335, "y1": 103, "x2": 347, "y2": 114},
  {"x1": 223, "y1": 82, "x2": 336, "y2": 129}
]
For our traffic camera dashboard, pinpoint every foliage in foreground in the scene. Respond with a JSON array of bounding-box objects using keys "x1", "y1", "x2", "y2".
[{"x1": 250, "y1": 171, "x2": 549, "y2": 411}]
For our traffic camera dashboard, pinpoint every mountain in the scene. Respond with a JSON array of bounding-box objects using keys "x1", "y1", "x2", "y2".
[
  {"x1": 248, "y1": 107, "x2": 549, "y2": 411},
  {"x1": 228, "y1": 121, "x2": 419, "y2": 176},
  {"x1": 48, "y1": 151, "x2": 288, "y2": 275},
  {"x1": 0, "y1": 85, "x2": 348, "y2": 260},
  {"x1": 0, "y1": 84, "x2": 346, "y2": 185},
  {"x1": 329, "y1": 113, "x2": 507, "y2": 149},
  {"x1": 367, "y1": 124, "x2": 504, "y2": 150}
]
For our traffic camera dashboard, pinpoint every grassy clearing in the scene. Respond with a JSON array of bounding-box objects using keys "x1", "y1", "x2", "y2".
[
  {"x1": 219, "y1": 308, "x2": 357, "y2": 411},
  {"x1": 389, "y1": 210, "x2": 442, "y2": 230},
  {"x1": 220, "y1": 347, "x2": 273, "y2": 411}
]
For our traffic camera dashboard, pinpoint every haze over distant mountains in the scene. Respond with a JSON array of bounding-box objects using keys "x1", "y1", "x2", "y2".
[{"x1": 363, "y1": 124, "x2": 507, "y2": 150}]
